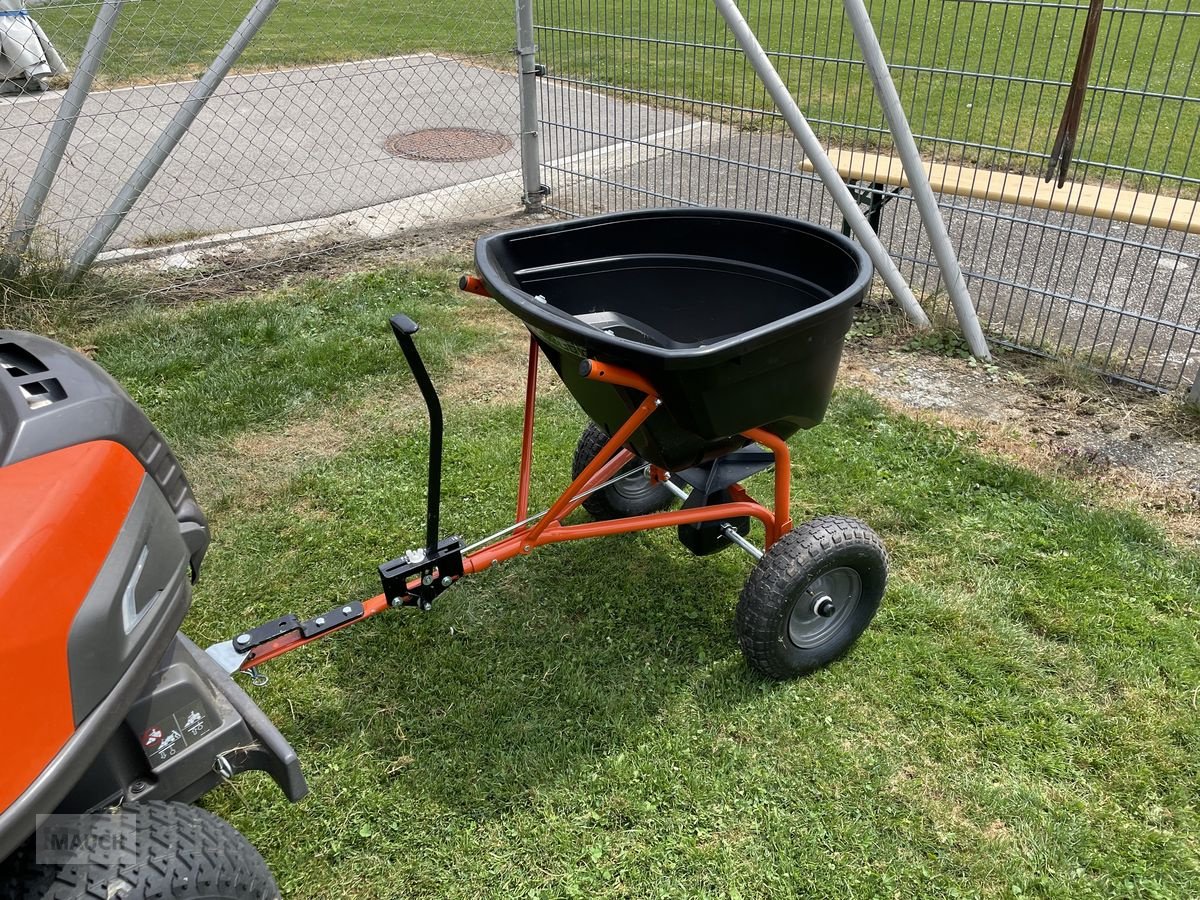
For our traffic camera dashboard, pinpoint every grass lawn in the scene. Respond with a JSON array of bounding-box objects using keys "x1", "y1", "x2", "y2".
[
  {"x1": 533, "y1": 0, "x2": 1199, "y2": 180},
  {"x1": 30, "y1": 0, "x2": 1198, "y2": 180},
  {"x1": 31, "y1": 0, "x2": 514, "y2": 83},
  {"x1": 63, "y1": 261, "x2": 1200, "y2": 898}
]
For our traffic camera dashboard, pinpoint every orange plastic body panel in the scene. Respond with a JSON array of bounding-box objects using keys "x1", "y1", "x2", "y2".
[{"x1": 0, "y1": 441, "x2": 144, "y2": 813}]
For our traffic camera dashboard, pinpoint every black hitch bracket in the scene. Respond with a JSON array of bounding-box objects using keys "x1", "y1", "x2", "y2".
[
  {"x1": 379, "y1": 536, "x2": 464, "y2": 611},
  {"x1": 233, "y1": 614, "x2": 301, "y2": 653}
]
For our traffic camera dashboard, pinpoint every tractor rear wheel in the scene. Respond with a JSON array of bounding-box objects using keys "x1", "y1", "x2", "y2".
[{"x1": 0, "y1": 800, "x2": 278, "y2": 899}]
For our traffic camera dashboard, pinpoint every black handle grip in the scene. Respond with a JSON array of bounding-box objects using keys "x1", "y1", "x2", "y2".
[
  {"x1": 389, "y1": 313, "x2": 442, "y2": 555},
  {"x1": 391, "y1": 313, "x2": 420, "y2": 336}
]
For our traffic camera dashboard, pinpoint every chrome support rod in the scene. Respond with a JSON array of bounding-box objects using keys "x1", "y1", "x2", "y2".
[
  {"x1": 660, "y1": 475, "x2": 764, "y2": 560},
  {"x1": 461, "y1": 466, "x2": 648, "y2": 554},
  {"x1": 721, "y1": 524, "x2": 765, "y2": 560}
]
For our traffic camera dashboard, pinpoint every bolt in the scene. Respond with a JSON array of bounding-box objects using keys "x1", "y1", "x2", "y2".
[
  {"x1": 522, "y1": 544, "x2": 531, "y2": 553},
  {"x1": 237, "y1": 633, "x2": 251, "y2": 645},
  {"x1": 390, "y1": 596, "x2": 404, "y2": 608},
  {"x1": 421, "y1": 600, "x2": 432, "y2": 612},
  {"x1": 214, "y1": 755, "x2": 234, "y2": 779},
  {"x1": 814, "y1": 596, "x2": 836, "y2": 618},
  {"x1": 315, "y1": 617, "x2": 326, "y2": 626},
  {"x1": 422, "y1": 574, "x2": 434, "y2": 586},
  {"x1": 441, "y1": 576, "x2": 453, "y2": 587},
  {"x1": 130, "y1": 780, "x2": 147, "y2": 793},
  {"x1": 342, "y1": 605, "x2": 352, "y2": 614}
]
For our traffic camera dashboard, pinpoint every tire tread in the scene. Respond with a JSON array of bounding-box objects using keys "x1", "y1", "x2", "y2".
[
  {"x1": 736, "y1": 515, "x2": 887, "y2": 679},
  {"x1": 572, "y1": 421, "x2": 674, "y2": 519},
  {"x1": 0, "y1": 801, "x2": 278, "y2": 900}
]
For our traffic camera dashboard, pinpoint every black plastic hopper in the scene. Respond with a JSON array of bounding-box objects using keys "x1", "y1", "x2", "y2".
[{"x1": 475, "y1": 208, "x2": 872, "y2": 470}]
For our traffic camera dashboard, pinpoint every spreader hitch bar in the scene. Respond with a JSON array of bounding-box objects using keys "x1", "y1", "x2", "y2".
[
  {"x1": 207, "y1": 313, "x2": 465, "y2": 676},
  {"x1": 207, "y1": 297, "x2": 792, "y2": 681}
]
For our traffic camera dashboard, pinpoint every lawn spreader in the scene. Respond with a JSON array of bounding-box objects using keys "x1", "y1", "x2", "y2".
[
  {"x1": 0, "y1": 208, "x2": 887, "y2": 898},
  {"x1": 207, "y1": 208, "x2": 890, "y2": 682}
]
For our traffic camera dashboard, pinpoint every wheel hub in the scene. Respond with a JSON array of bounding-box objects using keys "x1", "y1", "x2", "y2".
[
  {"x1": 813, "y1": 595, "x2": 836, "y2": 618},
  {"x1": 610, "y1": 465, "x2": 659, "y2": 502},
  {"x1": 786, "y1": 567, "x2": 861, "y2": 649}
]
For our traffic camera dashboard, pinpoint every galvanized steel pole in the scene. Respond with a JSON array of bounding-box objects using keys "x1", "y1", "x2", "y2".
[
  {"x1": 842, "y1": 0, "x2": 991, "y2": 359},
  {"x1": 515, "y1": 0, "x2": 544, "y2": 211},
  {"x1": 4, "y1": 0, "x2": 124, "y2": 266},
  {"x1": 62, "y1": 0, "x2": 279, "y2": 282},
  {"x1": 711, "y1": 0, "x2": 930, "y2": 329}
]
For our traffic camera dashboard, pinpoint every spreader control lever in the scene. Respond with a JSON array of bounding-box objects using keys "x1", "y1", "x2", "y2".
[{"x1": 390, "y1": 313, "x2": 444, "y2": 557}]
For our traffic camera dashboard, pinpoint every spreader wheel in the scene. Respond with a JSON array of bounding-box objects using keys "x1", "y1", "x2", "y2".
[
  {"x1": 735, "y1": 516, "x2": 887, "y2": 679},
  {"x1": 572, "y1": 421, "x2": 677, "y2": 520}
]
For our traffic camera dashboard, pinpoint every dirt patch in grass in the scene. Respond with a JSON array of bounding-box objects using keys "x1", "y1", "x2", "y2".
[
  {"x1": 120, "y1": 213, "x2": 523, "y2": 305},
  {"x1": 230, "y1": 416, "x2": 352, "y2": 476},
  {"x1": 442, "y1": 294, "x2": 567, "y2": 407},
  {"x1": 190, "y1": 300, "x2": 556, "y2": 508},
  {"x1": 841, "y1": 326, "x2": 1200, "y2": 546}
]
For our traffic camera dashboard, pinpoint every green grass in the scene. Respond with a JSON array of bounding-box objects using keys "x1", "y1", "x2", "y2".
[
  {"x1": 67, "y1": 263, "x2": 1200, "y2": 898},
  {"x1": 32, "y1": 0, "x2": 1199, "y2": 181},
  {"x1": 32, "y1": 0, "x2": 513, "y2": 84}
]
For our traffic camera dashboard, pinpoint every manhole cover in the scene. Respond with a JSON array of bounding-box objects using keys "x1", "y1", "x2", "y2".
[{"x1": 383, "y1": 127, "x2": 512, "y2": 162}]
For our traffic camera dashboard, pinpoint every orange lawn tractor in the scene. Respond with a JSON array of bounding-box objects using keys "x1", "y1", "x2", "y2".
[{"x1": 0, "y1": 208, "x2": 887, "y2": 898}]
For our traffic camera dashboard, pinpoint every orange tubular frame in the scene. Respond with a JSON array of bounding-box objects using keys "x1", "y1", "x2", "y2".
[
  {"x1": 233, "y1": 337, "x2": 793, "y2": 673},
  {"x1": 462, "y1": 349, "x2": 792, "y2": 574}
]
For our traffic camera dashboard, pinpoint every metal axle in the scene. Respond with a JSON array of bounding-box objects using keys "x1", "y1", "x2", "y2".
[{"x1": 661, "y1": 477, "x2": 764, "y2": 560}]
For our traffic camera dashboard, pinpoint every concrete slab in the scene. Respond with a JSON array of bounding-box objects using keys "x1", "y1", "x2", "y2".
[{"x1": 0, "y1": 53, "x2": 687, "y2": 247}]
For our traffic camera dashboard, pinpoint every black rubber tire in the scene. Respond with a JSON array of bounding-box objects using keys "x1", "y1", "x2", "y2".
[
  {"x1": 735, "y1": 515, "x2": 887, "y2": 680},
  {"x1": 571, "y1": 421, "x2": 676, "y2": 520},
  {"x1": 0, "y1": 801, "x2": 279, "y2": 900}
]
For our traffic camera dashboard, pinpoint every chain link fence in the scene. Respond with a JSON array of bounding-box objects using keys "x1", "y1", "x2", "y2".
[
  {"x1": 531, "y1": 0, "x2": 1200, "y2": 393},
  {"x1": 1, "y1": 0, "x2": 524, "y2": 270},
  {"x1": 4, "y1": 0, "x2": 1199, "y2": 393}
]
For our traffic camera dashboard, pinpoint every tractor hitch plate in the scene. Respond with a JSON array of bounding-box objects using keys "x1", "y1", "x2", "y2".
[{"x1": 233, "y1": 614, "x2": 301, "y2": 652}]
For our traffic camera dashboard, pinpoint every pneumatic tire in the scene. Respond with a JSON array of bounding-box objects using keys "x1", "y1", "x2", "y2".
[
  {"x1": 736, "y1": 516, "x2": 887, "y2": 679},
  {"x1": 0, "y1": 800, "x2": 279, "y2": 899},
  {"x1": 572, "y1": 421, "x2": 676, "y2": 520}
]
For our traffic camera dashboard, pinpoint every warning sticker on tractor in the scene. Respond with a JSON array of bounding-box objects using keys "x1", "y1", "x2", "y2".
[
  {"x1": 140, "y1": 703, "x2": 215, "y2": 766},
  {"x1": 180, "y1": 706, "x2": 210, "y2": 739}
]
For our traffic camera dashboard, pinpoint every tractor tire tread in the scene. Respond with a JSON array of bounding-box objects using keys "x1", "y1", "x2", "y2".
[{"x1": 0, "y1": 801, "x2": 278, "y2": 900}]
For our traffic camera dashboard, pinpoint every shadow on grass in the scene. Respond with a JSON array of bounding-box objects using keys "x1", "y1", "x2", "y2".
[{"x1": 276, "y1": 529, "x2": 772, "y2": 818}]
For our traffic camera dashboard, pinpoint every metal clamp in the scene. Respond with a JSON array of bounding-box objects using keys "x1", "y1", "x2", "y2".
[{"x1": 379, "y1": 536, "x2": 464, "y2": 611}]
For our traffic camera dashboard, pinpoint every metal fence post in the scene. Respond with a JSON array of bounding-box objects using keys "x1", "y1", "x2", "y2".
[
  {"x1": 711, "y1": 0, "x2": 930, "y2": 329},
  {"x1": 3, "y1": 0, "x2": 124, "y2": 268},
  {"x1": 62, "y1": 0, "x2": 280, "y2": 283},
  {"x1": 841, "y1": 0, "x2": 991, "y2": 360},
  {"x1": 515, "y1": 0, "x2": 544, "y2": 212}
]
